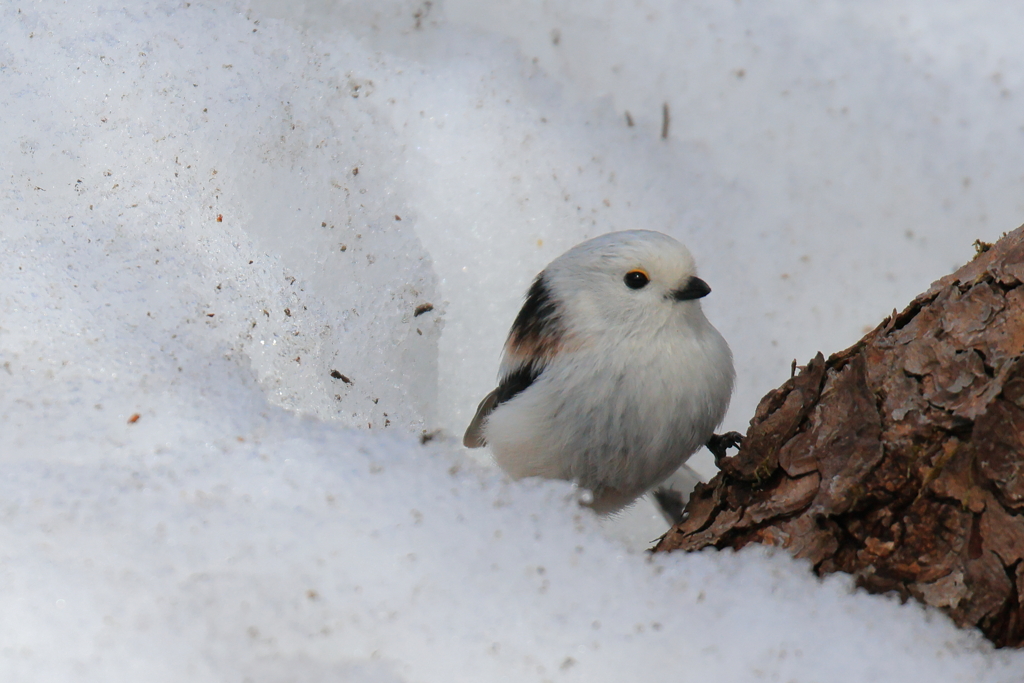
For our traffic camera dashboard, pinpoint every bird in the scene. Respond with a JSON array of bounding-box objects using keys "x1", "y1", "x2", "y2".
[{"x1": 463, "y1": 230, "x2": 736, "y2": 514}]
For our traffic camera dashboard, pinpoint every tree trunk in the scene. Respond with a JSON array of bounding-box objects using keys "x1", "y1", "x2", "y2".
[{"x1": 654, "y1": 226, "x2": 1024, "y2": 648}]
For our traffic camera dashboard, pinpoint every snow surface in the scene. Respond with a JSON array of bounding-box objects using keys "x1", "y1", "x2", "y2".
[{"x1": 1, "y1": 1, "x2": 1023, "y2": 681}]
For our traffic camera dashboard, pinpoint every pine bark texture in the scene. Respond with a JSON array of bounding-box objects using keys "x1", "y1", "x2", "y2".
[{"x1": 654, "y1": 226, "x2": 1024, "y2": 648}]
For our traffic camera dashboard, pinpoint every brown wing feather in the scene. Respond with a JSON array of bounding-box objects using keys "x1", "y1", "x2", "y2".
[
  {"x1": 463, "y1": 388, "x2": 499, "y2": 447},
  {"x1": 465, "y1": 272, "x2": 559, "y2": 449}
]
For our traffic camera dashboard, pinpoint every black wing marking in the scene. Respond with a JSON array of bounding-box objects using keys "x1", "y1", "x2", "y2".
[
  {"x1": 462, "y1": 361, "x2": 546, "y2": 448},
  {"x1": 494, "y1": 361, "x2": 544, "y2": 405},
  {"x1": 508, "y1": 274, "x2": 561, "y2": 353},
  {"x1": 464, "y1": 272, "x2": 559, "y2": 449}
]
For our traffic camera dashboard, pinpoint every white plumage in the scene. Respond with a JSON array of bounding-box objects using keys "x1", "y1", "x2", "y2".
[{"x1": 464, "y1": 230, "x2": 734, "y2": 514}]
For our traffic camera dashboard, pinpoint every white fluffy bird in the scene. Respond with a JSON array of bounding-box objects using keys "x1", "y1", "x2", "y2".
[{"x1": 464, "y1": 230, "x2": 735, "y2": 514}]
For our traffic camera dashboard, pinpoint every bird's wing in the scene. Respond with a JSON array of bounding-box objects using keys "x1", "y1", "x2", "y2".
[
  {"x1": 464, "y1": 271, "x2": 557, "y2": 449},
  {"x1": 462, "y1": 360, "x2": 546, "y2": 448},
  {"x1": 463, "y1": 388, "x2": 499, "y2": 447}
]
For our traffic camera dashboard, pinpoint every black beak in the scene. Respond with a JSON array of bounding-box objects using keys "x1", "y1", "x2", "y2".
[{"x1": 671, "y1": 276, "x2": 711, "y2": 301}]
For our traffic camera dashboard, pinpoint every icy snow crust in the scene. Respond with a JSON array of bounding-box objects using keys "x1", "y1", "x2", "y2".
[{"x1": 1, "y1": 1, "x2": 1022, "y2": 681}]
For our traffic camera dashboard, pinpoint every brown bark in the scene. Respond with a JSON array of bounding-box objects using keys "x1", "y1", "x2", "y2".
[{"x1": 654, "y1": 226, "x2": 1024, "y2": 648}]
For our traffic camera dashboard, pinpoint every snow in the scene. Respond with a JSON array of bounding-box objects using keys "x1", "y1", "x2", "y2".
[{"x1": 1, "y1": 1, "x2": 1022, "y2": 680}]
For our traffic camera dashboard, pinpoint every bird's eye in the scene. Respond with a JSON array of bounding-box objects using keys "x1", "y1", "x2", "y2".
[{"x1": 624, "y1": 270, "x2": 650, "y2": 289}]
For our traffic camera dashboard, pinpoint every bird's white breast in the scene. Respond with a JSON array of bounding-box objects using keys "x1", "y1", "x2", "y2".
[{"x1": 482, "y1": 311, "x2": 733, "y2": 506}]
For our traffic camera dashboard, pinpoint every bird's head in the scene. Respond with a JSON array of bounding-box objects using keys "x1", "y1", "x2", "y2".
[
  {"x1": 541, "y1": 230, "x2": 711, "y2": 339},
  {"x1": 503, "y1": 230, "x2": 714, "y2": 367}
]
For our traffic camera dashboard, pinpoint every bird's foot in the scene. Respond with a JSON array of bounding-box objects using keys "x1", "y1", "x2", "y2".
[
  {"x1": 652, "y1": 487, "x2": 686, "y2": 525},
  {"x1": 706, "y1": 431, "x2": 744, "y2": 466}
]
